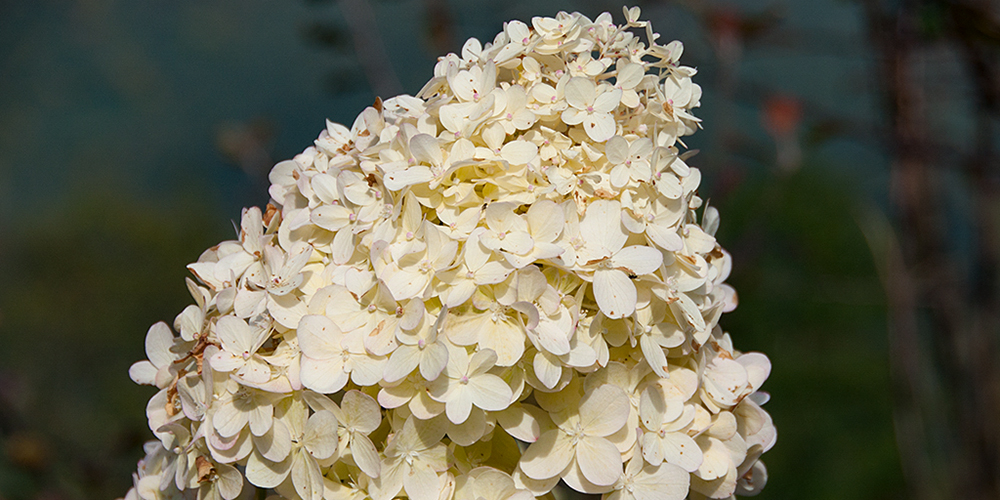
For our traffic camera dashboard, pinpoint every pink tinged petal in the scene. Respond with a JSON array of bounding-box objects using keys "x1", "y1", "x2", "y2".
[
  {"x1": 584, "y1": 113, "x2": 617, "y2": 143},
  {"x1": 576, "y1": 436, "x2": 623, "y2": 486},
  {"x1": 446, "y1": 385, "x2": 474, "y2": 424},
  {"x1": 129, "y1": 361, "x2": 157, "y2": 385},
  {"x1": 351, "y1": 432, "x2": 382, "y2": 477},
  {"x1": 419, "y1": 343, "x2": 449, "y2": 381},
  {"x1": 661, "y1": 433, "x2": 702, "y2": 472},
  {"x1": 310, "y1": 204, "x2": 353, "y2": 232},
  {"x1": 404, "y1": 460, "x2": 442, "y2": 500},
  {"x1": 300, "y1": 357, "x2": 349, "y2": 394},
  {"x1": 581, "y1": 200, "x2": 627, "y2": 256},
  {"x1": 469, "y1": 374, "x2": 513, "y2": 411},
  {"x1": 579, "y1": 384, "x2": 630, "y2": 437},
  {"x1": 593, "y1": 268, "x2": 637, "y2": 320},
  {"x1": 292, "y1": 448, "x2": 325, "y2": 500},
  {"x1": 145, "y1": 322, "x2": 175, "y2": 368},
  {"x1": 564, "y1": 77, "x2": 595, "y2": 110},
  {"x1": 645, "y1": 224, "x2": 683, "y2": 252},
  {"x1": 297, "y1": 315, "x2": 343, "y2": 359},
  {"x1": 384, "y1": 166, "x2": 433, "y2": 191},
  {"x1": 245, "y1": 451, "x2": 291, "y2": 489},
  {"x1": 519, "y1": 430, "x2": 575, "y2": 480}
]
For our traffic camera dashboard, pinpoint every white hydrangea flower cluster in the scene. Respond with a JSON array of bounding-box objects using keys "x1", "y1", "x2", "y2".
[{"x1": 123, "y1": 7, "x2": 775, "y2": 500}]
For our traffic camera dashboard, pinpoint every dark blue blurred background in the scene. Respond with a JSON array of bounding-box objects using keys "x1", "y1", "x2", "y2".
[{"x1": 3, "y1": 1, "x2": 997, "y2": 499}]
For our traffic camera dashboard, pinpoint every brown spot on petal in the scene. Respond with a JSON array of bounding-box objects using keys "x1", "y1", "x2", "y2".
[
  {"x1": 594, "y1": 189, "x2": 616, "y2": 199},
  {"x1": 196, "y1": 456, "x2": 214, "y2": 483},
  {"x1": 263, "y1": 203, "x2": 279, "y2": 225},
  {"x1": 369, "y1": 319, "x2": 387, "y2": 337},
  {"x1": 373, "y1": 96, "x2": 384, "y2": 112}
]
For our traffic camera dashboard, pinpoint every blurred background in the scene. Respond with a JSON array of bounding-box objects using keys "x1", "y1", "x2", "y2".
[{"x1": 2, "y1": 0, "x2": 999, "y2": 498}]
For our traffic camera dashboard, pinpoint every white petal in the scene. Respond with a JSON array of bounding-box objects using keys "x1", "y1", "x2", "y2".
[
  {"x1": 304, "y1": 410, "x2": 339, "y2": 460},
  {"x1": 564, "y1": 77, "x2": 595, "y2": 109},
  {"x1": 403, "y1": 460, "x2": 441, "y2": 500},
  {"x1": 129, "y1": 361, "x2": 158, "y2": 386},
  {"x1": 576, "y1": 436, "x2": 623, "y2": 486},
  {"x1": 296, "y1": 315, "x2": 342, "y2": 359},
  {"x1": 216, "y1": 317, "x2": 252, "y2": 355},
  {"x1": 384, "y1": 166, "x2": 433, "y2": 191},
  {"x1": 519, "y1": 429, "x2": 574, "y2": 480},
  {"x1": 469, "y1": 374, "x2": 513, "y2": 411},
  {"x1": 593, "y1": 268, "x2": 636, "y2": 320},
  {"x1": 145, "y1": 322, "x2": 175, "y2": 368},
  {"x1": 581, "y1": 200, "x2": 626, "y2": 257},
  {"x1": 661, "y1": 433, "x2": 702, "y2": 472},
  {"x1": 500, "y1": 141, "x2": 538, "y2": 165},
  {"x1": 409, "y1": 134, "x2": 443, "y2": 166},
  {"x1": 351, "y1": 432, "x2": 382, "y2": 478},
  {"x1": 300, "y1": 357, "x2": 349, "y2": 394},
  {"x1": 633, "y1": 462, "x2": 690, "y2": 500},
  {"x1": 245, "y1": 451, "x2": 291, "y2": 489},
  {"x1": 584, "y1": 113, "x2": 617, "y2": 142},
  {"x1": 291, "y1": 448, "x2": 325, "y2": 500},
  {"x1": 311, "y1": 204, "x2": 353, "y2": 232},
  {"x1": 214, "y1": 462, "x2": 244, "y2": 500},
  {"x1": 579, "y1": 384, "x2": 630, "y2": 436},
  {"x1": 384, "y1": 345, "x2": 420, "y2": 383},
  {"x1": 256, "y1": 420, "x2": 292, "y2": 463},
  {"x1": 419, "y1": 343, "x2": 449, "y2": 381},
  {"x1": 446, "y1": 385, "x2": 474, "y2": 424},
  {"x1": 593, "y1": 88, "x2": 622, "y2": 113}
]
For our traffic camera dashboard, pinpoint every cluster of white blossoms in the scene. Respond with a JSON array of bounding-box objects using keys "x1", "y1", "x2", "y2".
[{"x1": 123, "y1": 7, "x2": 775, "y2": 500}]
